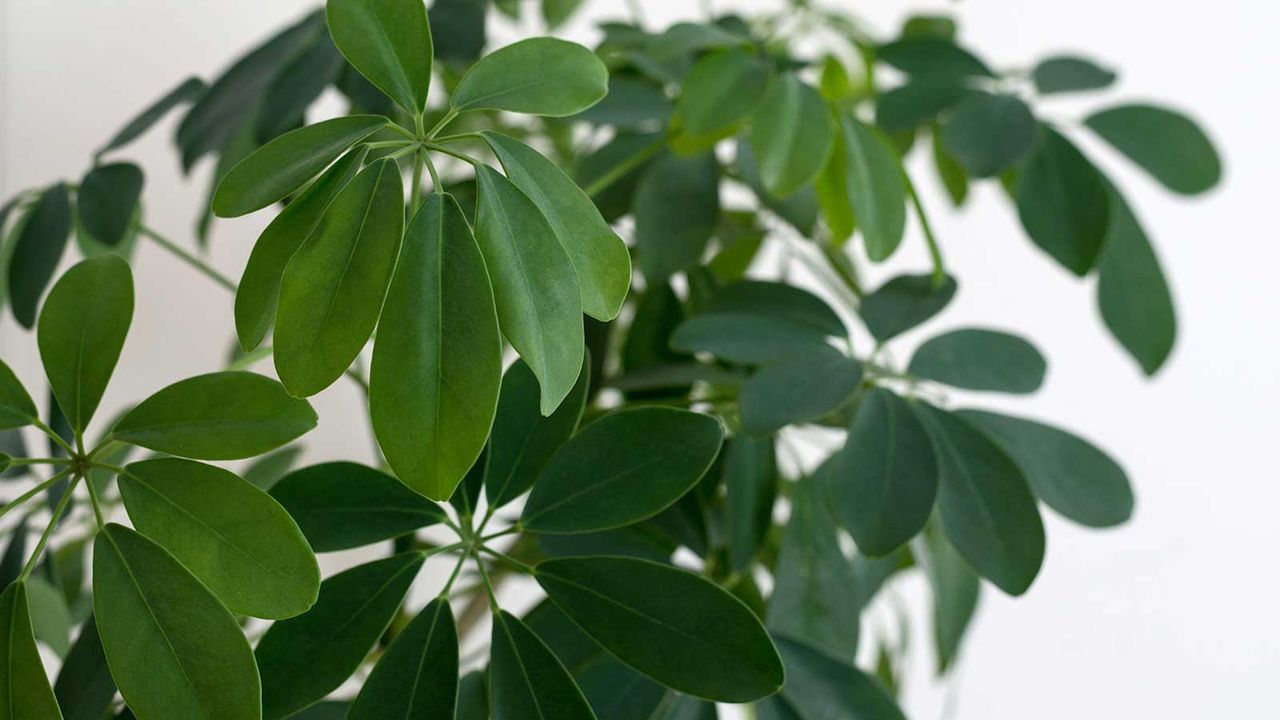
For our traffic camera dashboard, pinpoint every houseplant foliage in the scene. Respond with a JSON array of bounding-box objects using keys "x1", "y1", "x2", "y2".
[{"x1": 0, "y1": 0, "x2": 1220, "y2": 717}]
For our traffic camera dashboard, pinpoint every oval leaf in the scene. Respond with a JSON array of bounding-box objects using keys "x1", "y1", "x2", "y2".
[
  {"x1": 521, "y1": 408, "x2": 724, "y2": 534},
  {"x1": 908, "y1": 328, "x2": 1046, "y2": 394},
  {"x1": 326, "y1": 0, "x2": 433, "y2": 114},
  {"x1": 118, "y1": 457, "x2": 320, "y2": 619},
  {"x1": 771, "y1": 635, "x2": 906, "y2": 720},
  {"x1": 859, "y1": 272, "x2": 957, "y2": 342},
  {"x1": 939, "y1": 92, "x2": 1035, "y2": 177},
  {"x1": 0, "y1": 359, "x2": 38, "y2": 430},
  {"x1": 677, "y1": 48, "x2": 771, "y2": 136},
  {"x1": 922, "y1": 522, "x2": 981, "y2": 674},
  {"x1": 0, "y1": 582, "x2": 62, "y2": 718},
  {"x1": 820, "y1": 112, "x2": 906, "y2": 259},
  {"x1": 1032, "y1": 55, "x2": 1116, "y2": 95},
  {"x1": 751, "y1": 74, "x2": 833, "y2": 197},
  {"x1": 8, "y1": 183, "x2": 72, "y2": 329},
  {"x1": 452, "y1": 38, "x2": 607, "y2": 116},
  {"x1": 1015, "y1": 125, "x2": 1110, "y2": 275},
  {"x1": 1097, "y1": 185, "x2": 1176, "y2": 375},
  {"x1": 738, "y1": 347, "x2": 863, "y2": 435},
  {"x1": 633, "y1": 151, "x2": 720, "y2": 280},
  {"x1": 97, "y1": 76, "x2": 206, "y2": 156},
  {"x1": 1085, "y1": 103, "x2": 1221, "y2": 195},
  {"x1": 489, "y1": 609, "x2": 595, "y2": 720},
  {"x1": 112, "y1": 371, "x2": 317, "y2": 460},
  {"x1": 93, "y1": 523, "x2": 260, "y2": 720},
  {"x1": 78, "y1": 163, "x2": 144, "y2": 247},
  {"x1": 348, "y1": 598, "x2": 458, "y2": 720},
  {"x1": 536, "y1": 556, "x2": 784, "y2": 702}
]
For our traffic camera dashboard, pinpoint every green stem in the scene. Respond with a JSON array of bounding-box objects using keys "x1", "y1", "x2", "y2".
[
  {"x1": 32, "y1": 418, "x2": 75, "y2": 456},
  {"x1": 439, "y1": 553, "x2": 468, "y2": 598},
  {"x1": 475, "y1": 554, "x2": 501, "y2": 610},
  {"x1": 385, "y1": 122, "x2": 418, "y2": 141},
  {"x1": 581, "y1": 137, "x2": 664, "y2": 197},
  {"x1": 5, "y1": 457, "x2": 73, "y2": 468},
  {"x1": 410, "y1": 147, "x2": 426, "y2": 214},
  {"x1": 139, "y1": 226, "x2": 237, "y2": 292},
  {"x1": 17, "y1": 474, "x2": 80, "y2": 583},
  {"x1": 425, "y1": 109, "x2": 459, "y2": 140},
  {"x1": 85, "y1": 473, "x2": 107, "y2": 528},
  {"x1": 478, "y1": 545, "x2": 535, "y2": 575},
  {"x1": 0, "y1": 470, "x2": 71, "y2": 522},
  {"x1": 902, "y1": 171, "x2": 946, "y2": 288},
  {"x1": 424, "y1": 143, "x2": 479, "y2": 167},
  {"x1": 423, "y1": 152, "x2": 442, "y2": 195}
]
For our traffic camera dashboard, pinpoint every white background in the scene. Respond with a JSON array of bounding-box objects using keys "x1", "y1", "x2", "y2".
[{"x1": 2, "y1": 1, "x2": 1276, "y2": 718}]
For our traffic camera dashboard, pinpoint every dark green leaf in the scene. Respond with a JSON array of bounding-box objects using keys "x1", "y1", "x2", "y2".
[
  {"x1": 913, "y1": 404, "x2": 1045, "y2": 595},
  {"x1": 1086, "y1": 103, "x2": 1221, "y2": 195},
  {"x1": 270, "y1": 461, "x2": 446, "y2": 551},
  {"x1": 670, "y1": 315, "x2": 831, "y2": 366},
  {"x1": 93, "y1": 523, "x2": 260, "y2": 720},
  {"x1": 771, "y1": 635, "x2": 907, "y2": 720},
  {"x1": 922, "y1": 523, "x2": 980, "y2": 673},
  {"x1": 429, "y1": 0, "x2": 487, "y2": 62},
  {"x1": 255, "y1": 34, "x2": 346, "y2": 142},
  {"x1": 26, "y1": 576, "x2": 71, "y2": 657},
  {"x1": 932, "y1": 130, "x2": 969, "y2": 206},
  {"x1": 118, "y1": 457, "x2": 319, "y2": 619},
  {"x1": 957, "y1": 409, "x2": 1134, "y2": 528},
  {"x1": 859, "y1": 272, "x2": 957, "y2": 341},
  {"x1": 819, "y1": 113, "x2": 906, "y2": 259},
  {"x1": 37, "y1": 256, "x2": 133, "y2": 433},
  {"x1": 577, "y1": 131, "x2": 660, "y2": 223},
  {"x1": 739, "y1": 346, "x2": 862, "y2": 435},
  {"x1": 0, "y1": 430, "x2": 26, "y2": 478},
  {"x1": 489, "y1": 609, "x2": 595, "y2": 720},
  {"x1": 1015, "y1": 125, "x2": 1110, "y2": 275},
  {"x1": 348, "y1": 598, "x2": 457, "y2": 720},
  {"x1": 327, "y1": 0, "x2": 433, "y2": 113},
  {"x1": 735, "y1": 139, "x2": 819, "y2": 235},
  {"x1": 707, "y1": 281, "x2": 846, "y2": 336},
  {"x1": 112, "y1": 371, "x2": 317, "y2": 460},
  {"x1": 474, "y1": 165, "x2": 583, "y2": 415},
  {"x1": 455, "y1": 671, "x2": 489, "y2": 720},
  {"x1": 939, "y1": 92, "x2": 1035, "y2": 177},
  {"x1": 875, "y1": 81, "x2": 966, "y2": 133},
  {"x1": 8, "y1": 183, "x2": 72, "y2": 328},
  {"x1": 55, "y1": 615, "x2": 117, "y2": 720},
  {"x1": 877, "y1": 37, "x2": 991, "y2": 79},
  {"x1": 97, "y1": 76, "x2": 206, "y2": 156},
  {"x1": 0, "y1": 359, "x2": 38, "y2": 430},
  {"x1": 0, "y1": 582, "x2": 61, "y2": 718},
  {"x1": 634, "y1": 152, "x2": 719, "y2": 280},
  {"x1": 749, "y1": 74, "x2": 831, "y2": 198},
  {"x1": 78, "y1": 163, "x2": 144, "y2": 247},
  {"x1": 677, "y1": 49, "x2": 770, "y2": 135},
  {"x1": 1097, "y1": 185, "x2": 1176, "y2": 374},
  {"x1": 577, "y1": 75, "x2": 672, "y2": 130},
  {"x1": 724, "y1": 436, "x2": 777, "y2": 571},
  {"x1": 452, "y1": 38, "x2": 608, "y2": 116},
  {"x1": 0, "y1": 517, "x2": 27, "y2": 588},
  {"x1": 909, "y1": 328, "x2": 1045, "y2": 394},
  {"x1": 1032, "y1": 56, "x2": 1116, "y2": 95},
  {"x1": 536, "y1": 556, "x2": 784, "y2": 702},
  {"x1": 256, "y1": 552, "x2": 424, "y2": 719}
]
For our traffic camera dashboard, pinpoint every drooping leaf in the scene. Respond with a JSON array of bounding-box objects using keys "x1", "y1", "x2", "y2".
[
  {"x1": 522, "y1": 408, "x2": 724, "y2": 534},
  {"x1": 54, "y1": 615, "x2": 117, "y2": 720},
  {"x1": 37, "y1": 256, "x2": 133, "y2": 433},
  {"x1": 939, "y1": 92, "x2": 1035, "y2": 177},
  {"x1": 1015, "y1": 125, "x2": 1110, "y2": 275},
  {"x1": 859, "y1": 272, "x2": 957, "y2": 342},
  {"x1": 97, "y1": 76, "x2": 206, "y2": 156},
  {"x1": 370, "y1": 193, "x2": 501, "y2": 500},
  {"x1": 724, "y1": 436, "x2": 777, "y2": 571},
  {"x1": 118, "y1": 458, "x2": 319, "y2": 619},
  {"x1": 749, "y1": 74, "x2": 831, "y2": 198},
  {"x1": 739, "y1": 346, "x2": 862, "y2": 435},
  {"x1": 633, "y1": 151, "x2": 719, "y2": 280},
  {"x1": 0, "y1": 518, "x2": 27, "y2": 588},
  {"x1": 93, "y1": 524, "x2": 260, "y2": 720},
  {"x1": 0, "y1": 582, "x2": 62, "y2": 718},
  {"x1": 957, "y1": 409, "x2": 1134, "y2": 528},
  {"x1": 8, "y1": 183, "x2": 72, "y2": 328},
  {"x1": 78, "y1": 163, "x2": 145, "y2": 247},
  {"x1": 922, "y1": 523, "x2": 980, "y2": 674},
  {"x1": 275, "y1": 159, "x2": 404, "y2": 396},
  {"x1": 913, "y1": 404, "x2": 1045, "y2": 595},
  {"x1": 348, "y1": 598, "x2": 458, "y2": 720},
  {"x1": 819, "y1": 112, "x2": 906, "y2": 259},
  {"x1": 909, "y1": 328, "x2": 1046, "y2": 394},
  {"x1": 482, "y1": 131, "x2": 631, "y2": 321},
  {"x1": 452, "y1": 38, "x2": 608, "y2": 116},
  {"x1": 0, "y1": 359, "x2": 38, "y2": 430},
  {"x1": 536, "y1": 556, "x2": 784, "y2": 702},
  {"x1": 111, "y1": 371, "x2": 317, "y2": 460},
  {"x1": 770, "y1": 635, "x2": 907, "y2": 720},
  {"x1": 255, "y1": 552, "x2": 424, "y2": 719},
  {"x1": 213, "y1": 115, "x2": 386, "y2": 218},
  {"x1": 1032, "y1": 56, "x2": 1116, "y2": 95},
  {"x1": 676, "y1": 48, "x2": 771, "y2": 136},
  {"x1": 326, "y1": 0, "x2": 433, "y2": 114},
  {"x1": 474, "y1": 165, "x2": 584, "y2": 414},
  {"x1": 269, "y1": 462, "x2": 446, "y2": 551},
  {"x1": 489, "y1": 609, "x2": 596, "y2": 720},
  {"x1": 1085, "y1": 104, "x2": 1221, "y2": 195}
]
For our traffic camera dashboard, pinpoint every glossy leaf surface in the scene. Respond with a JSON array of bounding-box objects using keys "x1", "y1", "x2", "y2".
[
  {"x1": 677, "y1": 48, "x2": 770, "y2": 135},
  {"x1": 8, "y1": 183, "x2": 71, "y2": 329},
  {"x1": 821, "y1": 113, "x2": 906, "y2": 259},
  {"x1": 326, "y1": 0, "x2": 433, "y2": 113},
  {"x1": 452, "y1": 38, "x2": 608, "y2": 116},
  {"x1": 0, "y1": 582, "x2": 62, "y2": 719},
  {"x1": 489, "y1": 609, "x2": 596, "y2": 720},
  {"x1": 0, "y1": 359, "x2": 38, "y2": 430},
  {"x1": 348, "y1": 598, "x2": 458, "y2": 720}
]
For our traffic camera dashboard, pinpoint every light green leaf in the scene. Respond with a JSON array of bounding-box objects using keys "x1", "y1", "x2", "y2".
[
  {"x1": 909, "y1": 328, "x2": 1046, "y2": 394},
  {"x1": 452, "y1": 38, "x2": 608, "y2": 116},
  {"x1": 939, "y1": 92, "x2": 1035, "y2": 177},
  {"x1": 750, "y1": 74, "x2": 832, "y2": 198},
  {"x1": 326, "y1": 0, "x2": 433, "y2": 114},
  {"x1": 93, "y1": 523, "x2": 260, "y2": 720},
  {"x1": 771, "y1": 635, "x2": 906, "y2": 720},
  {"x1": 542, "y1": 0, "x2": 585, "y2": 28},
  {"x1": 633, "y1": 151, "x2": 719, "y2": 280},
  {"x1": 269, "y1": 462, "x2": 447, "y2": 551},
  {"x1": 371, "y1": 193, "x2": 501, "y2": 500},
  {"x1": 1032, "y1": 56, "x2": 1116, "y2": 95},
  {"x1": 0, "y1": 582, "x2": 62, "y2": 719},
  {"x1": 0, "y1": 359, "x2": 38, "y2": 430},
  {"x1": 78, "y1": 163, "x2": 144, "y2": 247},
  {"x1": 213, "y1": 115, "x2": 387, "y2": 218},
  {"x1": 275, "y1": 159, "x2": 404, "y2": 397},
  {"x1": 112, "y1": 371, "x2": 317, "y2": 460},
  {"x1": 821, "y1": 112, "x2": 906, "y2": 259},
  {"x1": 489, "y1": 609, "x2": 595, "y2": 720},
  {"x1": 8, "y1": 183, "x2": 72, "y2": 329},
  {"x1": 739, "y1": 346, "x2": 862, "y2": 435},
  {"x1": 1015, "y1": 125, "x2": 1110, "y2": 275},
  {"x1": 922, "y1": 522, "x2": 980, "y2": 674},
  {"x1": 481, "y1": 131, "x2": 631, "y2": 321},
  {"x1": 1086, "y1": 104, "x2": 1221, "y2": 195},
  {"x1": 256, "y1": 552, "x2": 424, "y2": 719},
  {"x1": 522, "y1": 407, "x2": 723, "y2": 534},
  {"x1": 118, "y1": 458, "x2": 319, "y2": 619},
  {"x1": 1097, "y1": 185, "x2": 1176, "y2": 375},
  {"x1": 677, "y1": 48, "x2": 770, "y2": 136},
  {"x1": 37, "y1": 256, "x2": 133, "y2": 433},
  {"x1": 474, "y1": 165, "x2": 583, "y2": 415},
  {"x1": 348, "y1": 598, "x2": 457, "y2": 720},
  {"x1": 859, "y1": 272, "x2": 957, "y2": 342}
]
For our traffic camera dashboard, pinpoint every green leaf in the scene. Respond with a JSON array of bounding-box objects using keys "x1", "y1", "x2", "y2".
[
  {"x1": 97, "y1": 76, "x2": 206, "y2": 156},
  {"x1": 275, "y1": 159, "x2": 404, "y2": 396},
  {"x1": 326, "y1": 0, "x2": 432, "y2": 114},
  {"x1": 1015, "y1": 125, "x2": 1110, "y2": 275},
  {"x1": 750, "y1": 74, "x2": 833, "y2": 197},
  {"x1": 736, "y1": 139, "x2": 819, "y2": 235},
  {"x1": 932, "y1": 130, "x2": 969, "y2": 206},
  {"x1": 1086, "y1": 103, "x2": 1221, "y2": 195},
  {"x1": 118, "y1": 457, "x2": 319, "y2": 619},
  {"x1": 767, "y1": 473, "x2": 861, "y2": 659},
  {"x1": 830, "y1": 388, "x2": 937, "y2": 555},
  {"x1": 633, "y1": 151, "x2": 720, "y2": 280},
  {"x1": 0, "y1": 582, "x2": 62, "y2": 718},
  {"x1": 577, "y1": 131, "x2": 660, "y2": 223},
  {"x1": 78, "y1": 163, "x2": 144, "y2": 247},
  {"x1": 1032, "y1": 56, "x2": 1116, "y2": 95},
  {"x1": 242, "y1": 445, "x2": 304, "y2": 491},
  {"x1": 707, "y1": 280, "x2": 846, "y2": 337},
  {"x1": 37, "y1": 256, "x2": 133, "y2": 433},
  {"x1": 348, "y1": 598, "x2": 457, "y2": 720},
  {"x1": 577, "y1": 75, "x2": 672, "y2": 130},
  {"x1": 670, "y1": 315, "x2": 831, "y2": 366},
  {"x1": 536, "y1": 556, "x2": 784, "y2": 702},
  {"x1": 770, "y1": 635, "x2": 907, "y2": 720},
  {"x1": 874, "y1": 81, "x2": 966, "y2": 133},
  {"x1": 909, "y1": 328, "x2": 1046, "y2": 394},
  {"x1": 939, "y1": 92, "x2": 1035, "y2": 177},
  {"x1": 724, "y1": 436, "x2": 777, "y2": 571},
  {"x1": 877, "y1": 37, "x2": 991, "y2": 79},
  {"x1": 859, "y1": 272, "x2": 957, "y2": 342},
  {"x1": 957, "y1": 409, "x2": 1134, "y2": 528},
  {"x1": 452, "y1": 38, "x2": 608, "y2": 116},
  {"x1": 256, "y1": 552, "x2": 424, "y2": 719},
  {"x1": 0, "y1": 359, "x2": 38, "y2": 430},
  {"x1": 922, "y1": 522, "x2": 980, "y2": 674},
  {"x1": 481, "y1": 132, "x2": 631, "y2": 321},
  {"x1": 27, "y1": 576, "x2": 72, "y2": 657},
  {"x1": 522, "y1": 408, "x2": 724, "y2": 533},
  {"x1": 54, "y1": 614, "x2": 117, "y2": 720},
  {"x1": 112, "y1": 371, "x2": 317, "y2": 460},
  {"x1": 455, "y1": 671, "x2": 489, "y2": 720},
  {"x1": 8, "y1": 183, "x2": 72, "y2": 329},
  {"x1": 213, "y1": 115, "x2": 386, "y2": 218},
  {"x1": 542, "y1": 0, "x2": 585, "y2": 28},
  {"x1": 1097, "y1": 185, "x2": 1176, "y2": 375},
  {"x1": 93, "y1": 523, "x2": 260, "y2": 720},
  {"x1": 235, "y1": 147, "x2": 366, "y2": 352},
  {"x1": 370, "y1": 193, "x2": 501, "y2": 500},
  {"x1": 269, "y1": 462, "x2": 446, "y2": 551},
  {"x1": 739, "y1": 346, "x2": 863, "y2": 435},
  {"x1": 913, "y1": 404, "x2": 1045, "y2": 595},
  {"x1": 821, "y1": 112, "x2": 906, "y2": 259},
  {"x1": 489, "y1": 609, "x2": 596, "y2": 720},
  {"x1": 484, "y1": 357, "x2": 589, "y2": 508},
  {"x1": 429, "y1": 0, "x2": 487, "y2": 63},
  {"x1": 255, "y1": 34, "x2": 346, "y2": 142},
  {"x1": 474, "y1": 165, "x2": 583, "y2": 415},
  {"x1": 677, "y1": 48, "x2": 770, "y2": 135}
]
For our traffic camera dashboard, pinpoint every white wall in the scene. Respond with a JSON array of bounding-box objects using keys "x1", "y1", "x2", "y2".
[{"x1": 2, "y1": 0, "x2": 1276, "y2": 717}]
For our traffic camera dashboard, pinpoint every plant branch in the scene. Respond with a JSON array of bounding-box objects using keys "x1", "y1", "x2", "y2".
[
  {"x1": 902, "y1": 170, "x2": 947, "y2": 288},
  {"x1": 32, "y1": 418, "x2": 76, "y2": 456},
  {"x1": 139, "y1": 226, "x2": 237, "y2": 292},
  {"x1": 0, "y1": 470, "x2": 72, "y2": 522},
  {"x1": 17, "y1": 474, "x2": 80, "y2": 583}
]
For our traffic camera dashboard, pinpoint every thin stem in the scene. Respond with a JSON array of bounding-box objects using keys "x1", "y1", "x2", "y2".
[
  {"x1": 5, "y1": 457, "x2": 73, "y2": 468},
  {"x1": 85, "y1": 474, "x2": 107, "y2": 528},
  {"x1": 32, "y1": 418, "x2": 75, "y2": 456},
  {"x1": 425, "y1": 109, "x2": 459, "y2": 140},
  {"x1": 478, "y1": 545, "x2": 535, "y2": 575},
  {"x1": 88, "y1": 462, "x2": 128, "y2": 475},
  {"x1": 581, "y1": 137, "x2": 664, "y2": 197},
  {"x1": 475, "y1": 554, "x2": 501, "y2": 610},
  {"x1": 479, "y1": 525, "x2": 520, "y2": 543},
  {"x1": 0, "y1": 470, "x2": 71, "y2": 522},
  {"x1": 386, "y1": 122, "x2": 419, "y2": 141},
  {"x1": 363, "y1": 140, "x2": 415, "y2": 150},
  {"x1": 139, "y1": 226, "x2": 237, "y2": 292},
  {"x1": 410, "y1": 147, "x2": 426, "y2": 214},
  {"x1": 424, "y1": 143, "x2": 479, "y2": 167},
  {"x1": 423, "y1": 152, "x2": 442, "y2": 195},
  {"x1": 439, "y1": 553, "x2": 468, "y2": 598},
  {"x1": 902, "y1": 171, "x2": 946, "y2": 287},
  {"x1": 17, "y1": 474, "x2": 80, "y2": 583}
]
